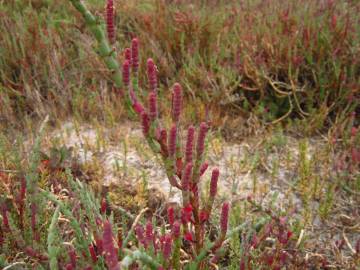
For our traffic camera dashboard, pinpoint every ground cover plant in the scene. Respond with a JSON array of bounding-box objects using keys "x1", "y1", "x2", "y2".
[{"x1": 0, "y1": 0, "x2": 359, "y2": 269}]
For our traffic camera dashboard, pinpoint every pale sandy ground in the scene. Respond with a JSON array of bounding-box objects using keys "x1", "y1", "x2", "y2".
[
  {"x1": 45, "y1": 120, "x2": 320, "y2": 210},
  {"x1": 27, "y1": 119, "x2": 358, "y2": 266}
]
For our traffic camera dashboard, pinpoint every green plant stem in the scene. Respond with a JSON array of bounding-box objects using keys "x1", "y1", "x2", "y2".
[
  {"x1": 68, "y1": 0, "x2": 123, "y2": 89},
  {"x1": 48, "y1": 206, "x2": 60, "y2": 270},
  {"x1": 121, "y1": 249, "x2": 161, "y2": 270}
]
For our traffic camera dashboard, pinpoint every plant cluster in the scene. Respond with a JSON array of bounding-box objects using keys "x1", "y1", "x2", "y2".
[{"x1": 0, "y1": 0, "x2": 232, "y2": 269}]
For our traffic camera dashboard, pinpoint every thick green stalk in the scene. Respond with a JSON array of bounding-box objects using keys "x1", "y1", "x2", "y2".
[
  {"x1": 48, "y1": 206, "x2": 60, "y2": 270},
  {"x1": 68, "y1": 0, "x2": 123, "y2": 89},
  {"x1": 121, "y1": 249, "x2": 161, "y2": 270},
  {"x1": 172, "y1": 238, "x2": 181, "y2": 270},
  {"x1": 41, "y1": 189, "x2": 91, "y2": 259}
]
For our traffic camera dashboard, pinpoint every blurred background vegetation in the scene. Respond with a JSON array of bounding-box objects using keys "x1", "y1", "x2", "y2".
[{"x1": 0, "y1": 0, "x2": 358, "y2": 135}]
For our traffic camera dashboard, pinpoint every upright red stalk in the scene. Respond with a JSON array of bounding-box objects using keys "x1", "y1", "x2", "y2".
[
  {"x1": 147, "y1": 58, "x2": 157, "y2": 92},
  {"x1": 101, "y1": 197, "x2": 107, "y2": 214},
  {"x1": 182, "y1": 163, "x2": 193, "y2": 192},
  {"x1": 102, "y1": 221, "x2": 120, "y2": 270},
  {"x1": 131, "y1": 38, "x2": 139, "y2": 73},
  {"x1": 196, "y1": 122, "x2": 208, "y2": 159},
  {"x1": 167, "y1": 207, "x2": 175, "y2": 226},
  {"x1": 145, "y1": 221, "x2": 154, "y2": 246},
  {"x1": 168, "y1": 125, "x2": 178, "y2": 157},
  {"x1": 68, "y1": 248, "x2": 77, "y2": 268},
  {"x1": 172, "y1": 83, "x2": 182, "y2": 123},
  {"x1": 124, "y1": 48, "x2": 131, "y2": 64},
  {"x1": 31, "y1": 203, "x2": 39, "y2": 241},
  {"x1": 172, "y1": 221, "x2": 181, "y2": 239},
  {"x1": 159, "y1": 129, "x2": 168, "y2": 156},
  {"x1": 149, "y1": 91, "x2": 158, "y2": 121},
  {"x1": 122, "y1": 60, "x2": 130, "y2": 87},
  {"x1": 162, "y1": 234, "x2": 172, "y2": 259},
  {"x1": 185, "y1": 126, "x2": 195, "y2": 164},
  {"x1": 141, "y1": 111, "x2": 150, "y2": 136},
  {"x1": 199, "y1": 162, "x2": 209, "y2": 176},
  {"x1": 17, "y1": 178, "x2": 26, "y2": 228},
  {"x1": 220, "y1": 202, "x2": 230, "y2": 236},
  {"x1": 210, "y1": 168, "x2": 219, "y2": 198},
  {"x1": 106, "y1": 0, "x2": 115, "y2": 45},
  {"x1": 89, "y1": 244, "x2": 98, "y2": 262}
]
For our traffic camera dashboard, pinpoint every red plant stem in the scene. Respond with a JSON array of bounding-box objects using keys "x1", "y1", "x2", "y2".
[
  {"x1": 159, "y1": 129, "x2": 168, "y2": 157},
  {"x1": 18, "y1": 178, "x2": 26, "y2": 229},
  {"x1": 124, "y1": 48, "x2": 131, "y2": 64},
  {"x1": 172, "y1": 83, "x2": 182, "y2": 123},
  {"x1": 167, "y1": 207, "x2": 175, "y2": 226},
  {"x1": 145, "y1": 221, "x2": 154, "y2": 247},
  {"x1": 89, "y1": 244, "x2": 98, "y2": 262},
  {"x1": 185, "y1": 126, "x2": 195, "y2": 164},
  {"x1": 122, "y1": 60, "x2": 130, "y2": 87},
  {"x1": 103, "y1": 220, "x2": 120, "y2": 270},
  {"x1": 147, "y1": 58, "x2": 157, "y2": 92},
  {"x1": 106, "y1": 0, "x2": 115, "y2": 45},
  {"x1": 149, "y1": 91, "x2": 158, "y2": 121},
  {"x1": 68, "y1": 247, "x2": 77, "y2": 268},
  {"x1": 168, "y1": 125, "x2": 177, "y2": 158},
  {"x1": 162, "y1": 234, "x2": 172, "y2": 259},
  {"x1": 141, "y1": 111, "x2": 150, "y2": 136},
  {"x1": 131, "y1": 38, "x2": 139, "y2": 73},
  {"x1": 31, "y1": 203, "x2": 39, "y2": 241},
  {"x1": 196, "y1": 122, "x2": 208, "y2": 160}
]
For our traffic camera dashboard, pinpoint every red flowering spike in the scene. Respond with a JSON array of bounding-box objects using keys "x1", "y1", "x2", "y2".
[
  {"x1": 141, "y1": 111, "x2": 150, "y2": 136},
  {"x1": 124, "y1": 48, "x2": 131, "y2": 64},
  {"x1": 102, "y1": 221, "x2": 120, "y2": 270},
  {"x1": 172, "y1": 221, "x2": 181, "y2": 239},
  {"x1": 135, "y1": 224, "x2": 146, "y2": 247},
  {"x1": 159, "y1": 128, "x2": 168, "y2": 156},
  {"x1": 106, "y1": 0, "x2": 115, "y2": 45},
  {"x1": 131, "y1": 38, "x2": 139, "y2": 73},
  {"x1": 196, "y1": 122, "x2": 208, "y2": 159},
  {"x1": 168, "y1": 125, "x2": 177, "y2": 157},
  {"x1": 182, "y1": 163, "x2": 192, "y2": 191},
  {"x1": 181, "y1": 204, "x2": 193, "y2": 224},
  {"x1": 122, "y1": 60, "x2": 130, "y2": 87},
  {"x1": 100, "y1": 197, "x2": 107, "y2": 214},
  {"x1": 167, "y1": 207, "x2": 175, "y2": 226},
  {"x1": 68, "y1": 248, "x2": 77, "y2": 268},
  {"x1": 89, "y1": 244, "x2": 97, "y2": 262},
  {"x1": 162, "y1": 235, "x2": 172, "y2": 259},
  {"x1": 199, "y1": 162, "x2": 208, "y2": 176},
  {"x1": 210, "y1": 168, "x2": 219, "y2": 198},
  {"x1": 160, "y1": 129, "x2": 167, "y2": 144},
  {"x1": 133, "y1": 101, "x2": 145, "y2": 115},
  {"x1": 145, "y1": 221, "x2": 153, "y2": 245},
  {"x1": 147, "y1": 58, "x2": 157, "y2": 92},
  {"x1": 148, "y1": 91, "x2": 157, "y2": 121},
  {"x1": 172, "y1": 83, "x2": 182, "y2": 122},
  {"x1": 199, "y1": 210, "x2": 209, "y2": 223},
  {"x1": 220, "y1": 202, "x2": 230, "y2": 235},
  {"x1": 185, "y1": 126, "x2": 195, "y2": 164}
]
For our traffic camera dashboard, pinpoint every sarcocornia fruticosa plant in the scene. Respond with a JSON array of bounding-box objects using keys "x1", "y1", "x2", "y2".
[{"x1": 67, "y1": 0, "x2": 231, "y2": 268}]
